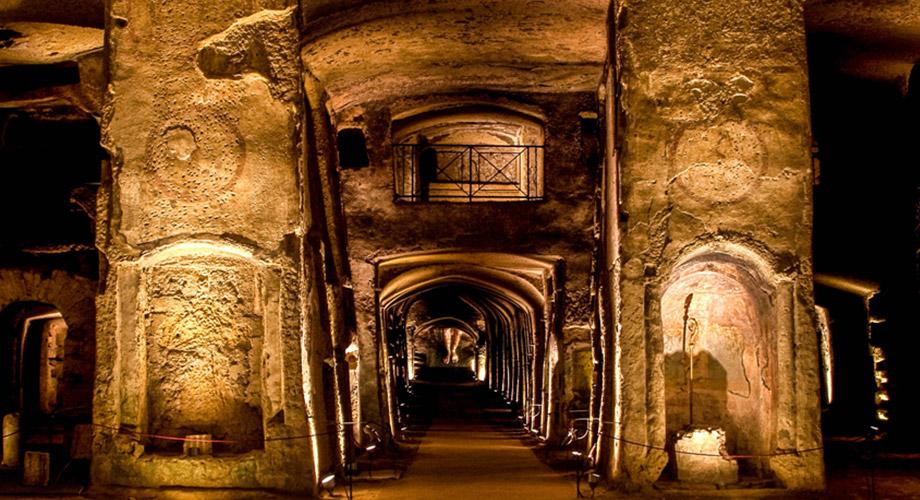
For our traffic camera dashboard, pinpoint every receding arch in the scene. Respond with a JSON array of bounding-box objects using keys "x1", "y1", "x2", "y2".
[{"x1": 373, "y1": 251, "x2": 565, "y2": 440}]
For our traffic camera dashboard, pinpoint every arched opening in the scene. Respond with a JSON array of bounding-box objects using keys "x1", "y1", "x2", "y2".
[
  {"x1": 373, "y1": 252, "x2": 565, "y2": 441},
  {"x1": 659, "y1": 250, "x2": 776, "y2": 482},
  {"x1": 0, "y1": 301, "x2": 90, "y2": 480},
  {"x1": 409, "y1": 317, "x2": 481, "y2": 382},
  {"x1": 382, "y1": 280, "x2": 539, "y2": 429},
  {"x1": 1, "y1": 303, "x2": 66, "y2": 421}
]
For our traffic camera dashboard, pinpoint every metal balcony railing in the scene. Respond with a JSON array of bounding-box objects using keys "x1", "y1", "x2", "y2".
[{"x1": 393, "y1": 143, "x2": 544, "y2": 202}]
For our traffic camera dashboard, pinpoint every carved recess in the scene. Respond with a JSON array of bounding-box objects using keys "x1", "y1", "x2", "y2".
[
  {"x1": 145, "y1": 114, "x2": 246, "y2": 203},
  {"x1": 115, "y1": 244, "x2": 284, "y2": 455},
  {"x1": 670, "y1": 121, "x2": 766, "y2": 204}
]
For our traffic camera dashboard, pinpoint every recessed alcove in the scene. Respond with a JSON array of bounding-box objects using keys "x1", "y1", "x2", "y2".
[
  {"x1": 660, "y1": 250, "x2": 776, "y2": 479},
  {"x1": 143, "y1": 256, "x2": 265, "y2": 454},
  {"x1": 107, "y1": 242, "x2": 288, "y2": 460}
]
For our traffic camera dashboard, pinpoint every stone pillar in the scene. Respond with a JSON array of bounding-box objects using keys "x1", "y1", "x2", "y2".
[
  {"x1": 94, "y1": 1, "x2": 321, "y2": 493},
  {"x1": 608, "y1": 0, "x2": 823, "y2": 491},
  {"x1": 2, "y1": 413, "x2": 19, "y2": 467}
]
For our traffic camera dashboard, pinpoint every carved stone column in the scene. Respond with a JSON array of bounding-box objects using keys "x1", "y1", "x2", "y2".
[
  {"x1": 608, "y1": 0, "x2": 824, "y2": 490},
  {"x1": 93, "y1": 1, "x2": 321, "y2": 493}
]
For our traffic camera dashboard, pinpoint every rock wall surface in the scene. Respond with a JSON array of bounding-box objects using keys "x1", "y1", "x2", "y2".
[
  {"x1": 94, "y1": 1, "x2": 322, "y2": 493},
  {"x1": 607, "y1": 0, "x2": 824, "y2": 490}
]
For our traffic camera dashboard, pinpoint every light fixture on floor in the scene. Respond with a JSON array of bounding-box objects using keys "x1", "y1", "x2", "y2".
[
  {"x1": 563, "y1": 422, "x2": 598, "y2": 498},
  {"x1": 321, "y1": 473, "x2": 336, "y2": 496},
  {"x1": 363, "y1": 423, "x2": 382, "y2": 478},
  {"x1": 587, "y1": 471, "x2": 601, "y2": 494}
]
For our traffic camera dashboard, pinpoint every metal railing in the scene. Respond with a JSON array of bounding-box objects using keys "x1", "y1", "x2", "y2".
[{"x1": 393, "y1": 143, "x2": 544, "y2": 202}]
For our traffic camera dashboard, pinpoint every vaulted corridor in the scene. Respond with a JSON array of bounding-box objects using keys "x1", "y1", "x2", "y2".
[
  {"x1": 359, "y1": 371, "x2": 573, "y2": 500},
  {"x1": 2, "y1": 0, "x2": 920, "y2": 498}
]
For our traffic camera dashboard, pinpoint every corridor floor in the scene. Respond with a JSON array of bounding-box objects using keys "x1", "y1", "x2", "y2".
[{"x1": 354, "y1": 377, "x2": 577, "y2": 500}]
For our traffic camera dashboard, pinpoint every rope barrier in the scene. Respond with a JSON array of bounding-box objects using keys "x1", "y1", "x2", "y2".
[
  {"x1": 12, "y1": 415, "x2": 828, "y2": 459},
  {"x1": 87, "y1": 420, "x2": 387, "y2": 445},
  {"x1": 565, "y1": 419, "x2": 826, "y2": 459},
  {"x1": 595, "y1": 430, "x2": 825, "y2": 459},
  {"x1": 91, "y1": 424, "x2": 239, "y2": 443}
]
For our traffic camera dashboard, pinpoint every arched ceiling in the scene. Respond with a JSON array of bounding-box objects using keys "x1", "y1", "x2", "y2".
[
  {"x1": 805, "y1": 0, "x2": 920, "y2": 82},
  {"x1": 0, "y1": 0, "x2": 104, "y2": 28},
  {"x1": 300, "y1": 0, "x2": 610, "y2": 111},
  {"x1": 394, "y1": 281, "x2": 532, "y2": 349},
  {"x1": 4, "y1": 0, "x2": 918, "y2": 96},
  {"x1": 381, "y1": 268, "x2": 542, "y2": 320}
]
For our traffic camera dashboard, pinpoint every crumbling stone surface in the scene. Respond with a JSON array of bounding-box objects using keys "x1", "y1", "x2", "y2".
[
  {"x1": 605, "y1": 0, "x2": 824, "y2": 490},
  {"x1": 105, "y1": 3, "x2": 300, "y2": 248},
  {"x1": 674, "y1": 427, "x2": 739, "y2": 485},
  {"x1": 0, "y1": 23, "x2": 105, "y2": 113},
  {"x1": 197, "y1": 9, "x2": 300, "y2": 102},
  {"x1": 95, "y1": 0, "x2": 320, "y2": 494},
  {"x1": 0, "y1": 22, "x2": 101, "y2": 65},
  {"x1": 144, "y1": 255, "x2": 266, "y2": 454},
  {"x1": 301, "y1": 0, "x2": 608, "y2": 111}
]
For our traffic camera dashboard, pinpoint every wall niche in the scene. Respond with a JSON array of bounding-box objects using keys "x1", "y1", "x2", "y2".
[
  {"x1": 660, "y1": 250, "x2": 777, "y2": 478},
  {"x1": 115, "y1": 243, "x2": 285, "y2": 456}
]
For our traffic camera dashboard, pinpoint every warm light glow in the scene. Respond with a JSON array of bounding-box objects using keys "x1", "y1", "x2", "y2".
[
  {"x1": 301, "y1": 324, "x2": 322, "y2": 487},
  {"x1": 20, "y1": 312, "x2": 66, "y2": 415},
  {"x1": 816, "y1": 306, "x2": 833, "y2": 404},
  {"x1": 140, "y1": 239, "x2": 254, "y2": 263},
  {"x1": 476, "y1": 348, "x2": 487, "y2": 381},
  {"x1": 673, "y1": 427, "x2": 738, "y2": 484}
]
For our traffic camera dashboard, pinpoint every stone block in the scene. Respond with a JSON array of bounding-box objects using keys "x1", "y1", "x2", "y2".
[
  {"x1": 183, "y1": 434, "x2": 214, "y2": 456},
  {"x1": 674, "y1": 427, "x2": 738, "y2": 485},
  {"x1": 23, "y1": 451, "x2": 50, "y2": 486},
  {"x1": 2, "y1": 413, "x2": 19, "y2": 467}
]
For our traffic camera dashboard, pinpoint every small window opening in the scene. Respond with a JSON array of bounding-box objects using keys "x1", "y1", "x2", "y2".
[{"x1": 337, "y1": 128, "x2": 369, "y2": 169}]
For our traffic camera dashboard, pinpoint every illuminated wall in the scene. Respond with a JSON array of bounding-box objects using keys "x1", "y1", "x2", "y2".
[
  {"x1": 602, "y1": 0, "x2": 825, "y2": 490},
  {"x1": 661, "y1": 256, "x2": 775, "y2": 476},
  {"x1": 92, "y1": 1, "x2": 329, "y2": 493}
]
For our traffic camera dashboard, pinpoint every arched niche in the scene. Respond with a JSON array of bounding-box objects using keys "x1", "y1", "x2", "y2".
[
  {"x1": 0, "y1": 303, "x2": 67, "y2": 419},
  {"x1": 0, "y1": 269, "x2": 96, "y2": 423},
  {"x1": 659, "y1": 247, "x2": 777, "y2": 477},
  {"x1": 113, "y1": 241, "x2": 284, "y2": 455}
]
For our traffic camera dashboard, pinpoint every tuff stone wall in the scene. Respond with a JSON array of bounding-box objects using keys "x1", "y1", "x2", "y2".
[
  {"x1": 93, "y1": 1, "x2": 323, "y2": 493},
  {"x1": 0, "y1": 268, "x2": 96, "y2": 418},
  {"x1": 606, "y1": 0, "x2": 824, "y2": 490}
]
